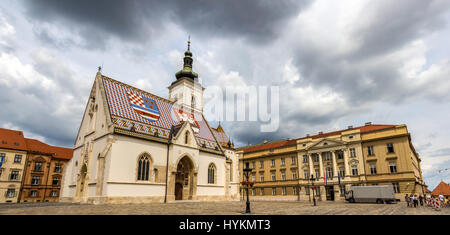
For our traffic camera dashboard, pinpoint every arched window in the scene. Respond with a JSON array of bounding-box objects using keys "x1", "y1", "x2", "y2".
[
  {"x1": 191, "y1": 95, "x2": 196, "y2": 108},
  {"x1": 137, "y1": 155, "x2": 151, "y2": 181},
  {"x1": 185, "y1": 131, "x2": 189, "y2": 145},
  {"x1": 208, "y1": 164, "x2": 216, "y2": 184}
]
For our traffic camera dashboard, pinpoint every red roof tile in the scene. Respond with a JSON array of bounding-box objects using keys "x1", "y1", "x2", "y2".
[
  {"x1": 0, "y1": 128, "x2": 27, "y2": 151},
  {"x1": 431, "y1": 181, "x2": 450, "y2": 196},
  {"x1": 25, "y1": 138, "x2": 73, "y2": 160},
  {"x1": 242, "y1": 139, "x2": 297, "y2": 153}
]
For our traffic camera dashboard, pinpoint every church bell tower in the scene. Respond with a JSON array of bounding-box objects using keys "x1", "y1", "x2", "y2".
[{"x1": 168, "y1": 38, "x2": 204, "y2": 113}]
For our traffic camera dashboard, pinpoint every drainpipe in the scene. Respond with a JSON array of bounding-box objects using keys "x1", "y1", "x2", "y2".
[
  {"x1": 164, "y1": 126, "x2": 175, "y2": 203},
  {"x1": 43, "y1": 154, "x2": 53, "y2": 202}
]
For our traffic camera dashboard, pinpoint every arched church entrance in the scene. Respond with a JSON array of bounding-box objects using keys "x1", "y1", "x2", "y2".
[{"x1": 175, "y1": 156, "x2": 194, "y2": 200}]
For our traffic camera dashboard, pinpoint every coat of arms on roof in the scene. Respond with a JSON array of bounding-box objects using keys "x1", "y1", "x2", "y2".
[
  {"x1": 174, "y1": 108, "x2": 200, "y2": 133},
  {"x1": 127, "y1": 91, "x2": 161, "y2": 122}
]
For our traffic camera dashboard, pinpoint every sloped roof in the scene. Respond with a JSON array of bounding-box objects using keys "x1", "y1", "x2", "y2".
[
  {"x1": 431, "y1": 181, "x2": 450, "y2": 196},
  {"x1": 239, "y1": 124, "x2": 398, "y2": 153},
  {"x1": 0, "y1": 128, "x2": 73, "y2": 160},
  {"x1": 0, "y1": 128, "x2": 28, "y2": 151},
  {"x1": 212, "y1": 124, "x2": 233, "y2": 148},
  {"x1": 241, "y1": 139, "x2": 297, "y2": 153},
  {"x1": 102, "y1": 75, "x2": 220, "y2": 151},
  {"x1": 25, "y1": 138, "x2": 73, "y2": 160}
]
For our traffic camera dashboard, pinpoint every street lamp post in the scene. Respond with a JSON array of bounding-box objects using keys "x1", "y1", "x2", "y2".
[
  {"x1": 310, "y1": 174, "x2": 317, "y2": 206},
  {"x1": 243, "y1": 162, "x2": 253, "y2": 214}
]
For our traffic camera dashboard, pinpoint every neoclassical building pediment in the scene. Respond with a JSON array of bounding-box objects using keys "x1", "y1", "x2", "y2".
[{"x1": 306, "y1": 138, "x2": 346, "y2": 151}]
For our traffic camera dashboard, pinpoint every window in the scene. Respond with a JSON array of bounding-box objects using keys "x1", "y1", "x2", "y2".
[
  {"x1": 50, "y1": 191, "x2": 58, "y2": 197},
  {"x1": 271, "y1": 172, "x2": 276, "y2": 181},
  {"x1": 304, "y1": 171, "x2": 309, "y2": 179},
  {"x1": 291, "y1": 156, "x2": 296, "y2": 164},
  {"x1": 6, "y1": 189, "x2": 15, "y2": 198},
  {"x1": 252, "y1": 189, "x2": 256, "y2": 196},
  {"x1": 351, "y1": 166, "x2": 358, "y2": 176},
  {"x1": 303, "y1": 155, "x2": 308, "y2": 163},
  {"x1": 326, "y1": 167, "x2": 333, "y2": 179},
  {"x1": 282, "y1": 187, "x2": 286, "y2": 195},
  {"x1": 350, "y1": 148, "x2": 356, "y2": 158},
  {"x1": 281, "y1": 158, "x2": 285, "y2": 166},
  {"x1": 191, "y1": 95, "x2": 196, "y2": 108},
  {"x1": 271, "y1": 159, "x2": 275, "y2": 167},
  {"x1": 30, "y1": 191, "x2": 38, "y2": 197},
  {"x1": 292, "y1": 171, "x2": 297, "y2": 180},
  {"x1": 281, "y1": 172, "x2": 286, "y2": 181},
  {"x1": 208, "y1": 164, "x2": 216, "y2": 184},
  {"x1": 370, "y1": 164, "x2": 377, "y2": 174},
  {"x1": 324, "y1": 152, "x2": 331, "y2": 161},
  {"x1": 52, "y1": 177, "x2": 60, "y2": 186},
  {"x1": 313, "y1": 154, "x2": 319, "y2": 162},
  {"x1": 272, "y1": 188, "x2": 276, "y2": 196},
  {"x1": 31, "y1": 176, "x2": 40, "y2": 185},
  {"x1": 0, "y1": 168, "x2": 2, "y2": 177},
  {"x1": 260, "y1": 160, "x2": 264, "y2": 168},
  {"x1": 10, "y1": 171, "x2": 19, "y2": 181},
  {"x1": 305, "y1": 187, "x2": 310, "y2": 195},
  {"x1": 315, "y1": 169, "x2": 320, "y2": 179},
  {"x1": 315, "y1": 187, "x2": 320, "y2": 195},
  {"x1": 392, "y1": 182, "x2": 400, "y2": 193},
  {"x1": 293, "y1": 187, "x2": 298, "y2": 195},
  {"x1": 389, "y1": 162, "x2": 397, "y2": 173},
  {"x1": 252, "y1": 161, "x2": 255, "y2": 169},
  {"x1": 368, "y1": 146, "x2": 374, "y2": 156},
  {"x1": 339, "y1": 167, "x2": 345, "y2": 178},
  {"x1": 337, "y1": 152, "x2": 344, "y2": 159},
  {"x1": 14, "y1": 155, "x2": 22, "y2": 163},
  {"x1": 185, "y1": 131, "x2": 189, "y2": 144},
  {"x1": 260, "y1": 188, "x2": 265, "y2": 196},
  {"x1": 34, "y1": 162, "x2": 43, "y2": 172},
  {"x1": 54, "y1": 164, "x2": 62, "y2": 173},
  {"x1": 387, "y1": 143, "x2": 394, "y2": 153},
  {"x1": 260, "y1": 174, "x2": 264, "y2": 182},
  {"x1": 137, "y1": 155, "x2": 151, "y2": 181},
  {"x1": 251, "y1": 174, "x2": 256, "y2": 182}
]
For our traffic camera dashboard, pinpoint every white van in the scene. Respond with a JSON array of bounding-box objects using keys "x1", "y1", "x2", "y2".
[{"x1": 345, "y1": 185, "x2": 396, "y2": 204}]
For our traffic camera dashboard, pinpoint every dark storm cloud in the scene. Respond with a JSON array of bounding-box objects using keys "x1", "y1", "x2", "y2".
[
  {"x1": 23, "y1": 0, "x2": 312, "y2": 48},
  {"x1": 292, "y1": 0, "x2": 450, "y2": 106}
]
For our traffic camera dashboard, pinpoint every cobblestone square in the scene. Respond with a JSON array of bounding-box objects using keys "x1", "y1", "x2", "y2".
[{"x1": 0, "y1": 201, "x2": 448, "y2": 215}]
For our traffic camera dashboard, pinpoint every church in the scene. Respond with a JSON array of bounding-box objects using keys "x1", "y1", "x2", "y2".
[{"x1": 60, "y1": 41, "x2": 239, "y2": 204}]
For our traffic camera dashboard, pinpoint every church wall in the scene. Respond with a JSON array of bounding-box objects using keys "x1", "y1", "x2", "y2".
[{"x1": 107, "y1": 135, "x2": 168, "y2": 184}]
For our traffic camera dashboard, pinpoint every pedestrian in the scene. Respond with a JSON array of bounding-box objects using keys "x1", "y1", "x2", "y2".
[
  {"x1": 419, "y1": 195, "x2": 423, "y2": 206},
  {"x1": 405, "y1": 194, "x2": 410, "y2": 207},
  {"x1": 413, "y1": 194, "x2": 418, "y2": 208}
]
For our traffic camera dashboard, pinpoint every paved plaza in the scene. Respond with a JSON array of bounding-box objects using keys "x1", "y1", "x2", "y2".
[{"x1": 0, "y1": 200, "x2": 448, "y2": 215}]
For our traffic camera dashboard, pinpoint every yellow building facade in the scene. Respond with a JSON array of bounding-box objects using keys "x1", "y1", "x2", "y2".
[{"x1": 238, "y1": 123, "x2": 426, "y2": 202}]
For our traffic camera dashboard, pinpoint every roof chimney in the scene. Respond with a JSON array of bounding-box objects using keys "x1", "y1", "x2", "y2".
[
  {"x1": 306, "y1": 134, "x2": 310, "y2": 137},
  {"x1": 348, "y1": 125, "x2": 353, "y2": 129},
  {"x1": 365, "y1": 122, "x2": 372, "y2": 126},
  {"x1": 318, "y1": 131, "x2": 323, "y2": 135},
  {"x1": 263, "y1": 140, "x2": 268, "y2": 144}
]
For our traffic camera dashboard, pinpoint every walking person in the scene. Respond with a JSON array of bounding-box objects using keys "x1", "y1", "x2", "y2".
[
  {"x1": 419, "y1": 195, "x2": 423, "y2": 206},
  {"x1": 405, "y1": 194, "x2": 410, "y2": 207},
  {"x1": 413, "y1": 194, "x2": 418, "y2": 208}
]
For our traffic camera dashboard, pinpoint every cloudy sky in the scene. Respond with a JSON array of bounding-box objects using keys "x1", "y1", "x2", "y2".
[{"x1": 0, "y1": 0, "x2": 449, "y2": 189}]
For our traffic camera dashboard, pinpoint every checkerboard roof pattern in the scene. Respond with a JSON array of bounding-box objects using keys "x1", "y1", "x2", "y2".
[{"x1": 102, "y1": 76, "x2": 219, "y2": 146}]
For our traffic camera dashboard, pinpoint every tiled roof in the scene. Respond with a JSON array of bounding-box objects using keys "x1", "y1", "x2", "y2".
[
  {"x1": 0, "y1": 128, "x2": 73, "y2": 159},
  {"x1": 212, "y1": 125, "x2": 232, "y2": 148},
  {"x1": 102, "y1": 76, "x2": 220, "y2": 150},
  {"x1": 431, "y1": 181, "x2": 450, "y2": 196},
  {"x1": 241, "y1": 139, "x2": 297, "y2": 153},
  {"x1": 25, "y1": 138, "x2": 73, "y2": 160},
  {"x1": 239, "y1": 124, "x2": 398, "y2": 153},
  {"x1": 0, "y1": 128, "x2": 28, "y2": 151}
]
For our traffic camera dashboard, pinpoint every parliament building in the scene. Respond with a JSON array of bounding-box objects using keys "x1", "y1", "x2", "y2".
[{"x1": 237, "y1": 123, "x2": 426, "y2": 201}]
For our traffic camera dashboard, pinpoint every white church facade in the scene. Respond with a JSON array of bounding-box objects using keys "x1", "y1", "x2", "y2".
[{"x1": 60, "y1": 42, "x2": 239, "y2": 204}]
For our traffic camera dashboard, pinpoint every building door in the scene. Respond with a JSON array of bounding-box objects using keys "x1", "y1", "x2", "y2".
[
  {"x1": 326, "y1": 186, "x2": 335, "y2": 201},
  {"x1": 175, "y1": 183, "x2": 183, "y2": 200}
]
